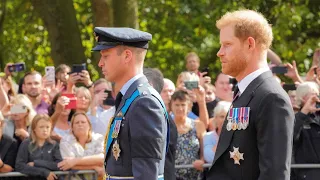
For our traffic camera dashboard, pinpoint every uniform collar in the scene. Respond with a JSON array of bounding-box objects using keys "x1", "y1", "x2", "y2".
[{"x1": 120, "y1": 74, "x2": 143, "y2": 96}]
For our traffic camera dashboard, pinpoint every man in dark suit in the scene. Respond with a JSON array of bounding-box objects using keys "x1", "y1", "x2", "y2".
[
  {"x1": 143, "y1": 67, "x2": 178, "y2": 180},
  {"x1": 93, "y1": 27, "x2": 168, "y2": 180},
  {"x1": 207, "y1": 10, "x2": 294, "y2": 180}
]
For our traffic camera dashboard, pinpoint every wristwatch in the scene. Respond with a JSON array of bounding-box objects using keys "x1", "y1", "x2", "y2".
[{"x1": 86, "y1": 82, "x2": 93, "y2": 89}]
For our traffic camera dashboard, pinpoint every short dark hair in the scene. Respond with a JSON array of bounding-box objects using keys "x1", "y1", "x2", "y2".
[
  {"x1": 143, "y1": 67, "x2": 164, "y2": 94},
  {"x1": 171, "y1": 90, "x2": 190, "y2": 102},
  {"x1": 23, "y1": 71, "x2": 42, "y2": 84}
]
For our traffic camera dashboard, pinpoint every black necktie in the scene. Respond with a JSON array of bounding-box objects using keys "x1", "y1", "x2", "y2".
[
  {"x1": 115, "y1": 92, "x2": 123, "y2": 110},
  {"x1": 233, "y1": 85, "x2": 240, "y2": 101}
]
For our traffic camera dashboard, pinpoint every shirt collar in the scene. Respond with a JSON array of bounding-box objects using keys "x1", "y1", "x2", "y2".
[
  {"x1": 238, "y1": 67, "x2": 270, "y2": 95},
  {"x1": 120, "y1": 74, "x2": 143, "y2": 95}
]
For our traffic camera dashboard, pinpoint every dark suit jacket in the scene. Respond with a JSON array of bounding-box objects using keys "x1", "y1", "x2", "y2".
[
  {"x1": 207, "y1": 71, "x2": 294, "y2": 180},
  {"x1": 164, "y1": 115, "x2": 177, "y2": 180},
  {"x1": 105, "y1": 76, "x2": 167, "y2": 180},
  {"x1": 0, "y1": 134, "x2": 18, "y2": 168}
]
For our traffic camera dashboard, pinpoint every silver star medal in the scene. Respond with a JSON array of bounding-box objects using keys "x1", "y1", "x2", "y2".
[{"x1": 229, "y1": 147, "x2": 244, "y2": 165}]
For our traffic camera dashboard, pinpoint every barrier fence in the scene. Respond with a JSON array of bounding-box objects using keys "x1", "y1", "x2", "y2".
[
  {"x1": 1, "y1": 164, "x2": 320, "y2": 178},
  {"x1": 0, "y1": 170, "x2": 98, "y2": 179}
]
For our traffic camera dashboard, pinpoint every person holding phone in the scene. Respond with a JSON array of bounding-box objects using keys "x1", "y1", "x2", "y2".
[
  {"x1": 3, "y1": 94, "x2": 36, "y2": 148},
  {"x1": 66, "y1": 67, "x2": 93, "y2": 93},
  {"x1": 207, "y1": 10, "x2": 294, "y2": 180},
  {"x1": 292, "y1": 82, "x2": 320, "y2": 180},
  {"x1": 93, "y1": 27, "x2": 168, "y2": 180},
  {"x1": 90, "y1": 78, "x2": 114, "y2": 117},
  {"x1": 87, "y1": 79, "x2": 115, "y2": 136}
]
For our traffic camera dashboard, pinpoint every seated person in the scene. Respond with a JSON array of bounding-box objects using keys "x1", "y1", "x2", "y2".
[
  {"x1": 0, "y1": 111, "x2": 18, "y2": 173},
  {"x1": 15, "y1": 114, "x2": 62, "y2": 180},
  {"x1": 204, "y1": 101, "x2": 231, "y2": 163},
  {"x1": 58, "y1": 112, "x2": 105, "y2": 178}
]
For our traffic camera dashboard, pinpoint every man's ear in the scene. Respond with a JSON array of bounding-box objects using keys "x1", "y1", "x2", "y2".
[
  {"x1": 247, "y1": 37, "x2": 256, "y2": 50},
  {"x1": 124, "y1": 49, "x2": 133, "y2": 63}
]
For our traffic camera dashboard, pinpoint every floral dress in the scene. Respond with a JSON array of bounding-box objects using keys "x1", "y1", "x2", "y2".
[{"x1": 175, "y1": 118, "x2": 202, "y2": 180}]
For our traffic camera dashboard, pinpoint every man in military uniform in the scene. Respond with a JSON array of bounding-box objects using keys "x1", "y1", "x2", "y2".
[
  {"x1": 207, "y1": 10, "x2": 294, "y2": 180},
  {"x1": 93, "y1": 27, "x2": 168, "y2": 180}
]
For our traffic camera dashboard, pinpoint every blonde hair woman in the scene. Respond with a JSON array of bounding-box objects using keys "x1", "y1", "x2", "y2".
[
  {"x1": 3, "y1": 94, "x2": 36, "y2": 147},
  {"x1": 58, "y1": 112, "x2": 105, "y2": 178}
]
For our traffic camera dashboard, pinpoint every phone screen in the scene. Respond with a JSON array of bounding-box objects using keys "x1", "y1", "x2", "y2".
[
  {"x1": 103, "y1": 90, "x2": 115, "y2": 106},
  {"x1": 72, "y1": 64, "x2": 86, "y2": 73},
  {"x1": 10, "y1": 104, "x2": 28, "y2": 114},
  {"x1": 282, "y1": 84, "x2": 296, "y2": 91},
  {"x1": 62, "y1": 94, "x2": 77, "y2": 109},
  {"x1": 45, "y1": 66, "x2": 55, "y2": 83},
  {"x1": 184, "y1": 81, "x2": 199, "y2": 90},
  {"x1": 272, "y1": 66, "x2": 288, "y2": 74}
]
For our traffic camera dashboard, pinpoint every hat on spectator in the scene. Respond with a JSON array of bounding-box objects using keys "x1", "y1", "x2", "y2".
[{"x1": 92, "y1": 27, "x2": 152, "y2": 51}]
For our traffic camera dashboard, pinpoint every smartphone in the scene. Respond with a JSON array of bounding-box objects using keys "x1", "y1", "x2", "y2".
[
  {"x1": 45, "y1": 66, "x2": 55, "y2": 84},
  {"x1": 184, "y1": 81, "x2": 199, "y2": 90},
  {"x1": 62, "y1": 94, "x2": 77, "y2": 109},
  {"x1": 283, "y1": 84, "x2": 296, "y2": 91},
  {"x1": 72, "y1": 63, "x2": 86, "y2": 73},
  {"x1": 201, "y1": 67, "x2": 210, "y2": 77},
  {"x1": 272, "y1": 66, "x2": 288, "y2": 74},
  {"x1": 103, "y1": 90, "x2": 115, "y2": 106},
  {"x1": 316, "y1": 101, "x2": 320, "y2": 109},
  {"x1": 10, "y1": 104, "x2": 28, "y2": 114},
  {"x1": 8, "y1": 63, "x2": 26, "y2": 72}
]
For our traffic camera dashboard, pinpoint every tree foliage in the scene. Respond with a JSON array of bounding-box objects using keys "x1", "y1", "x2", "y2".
[{"x1": 0, "y1": 0, "x2": 319, "y2": 83}]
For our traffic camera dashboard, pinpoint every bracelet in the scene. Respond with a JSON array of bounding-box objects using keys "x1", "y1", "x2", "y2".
[{"x1": 0, "y1": 162, "x2": 4, "y2": 169}]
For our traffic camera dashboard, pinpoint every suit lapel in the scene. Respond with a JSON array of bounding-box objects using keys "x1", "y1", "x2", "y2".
[
  {"x1": 114, "y1": 76, "x2": 149, "y2": 116},
  {"x1": 212, "y1": 71, "x2": 273, "y2": 165}
]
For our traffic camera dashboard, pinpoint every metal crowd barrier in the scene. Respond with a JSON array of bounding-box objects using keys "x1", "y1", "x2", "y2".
[
  {"x1": 175, "y1": 163, "x2": 320, "y2": 169},
  {"x1": 0, "y1": 170, "x2": 98, "y2": 178},
  {"x1": 1, "y1": 164, "x2": 320, "y2": 178}
]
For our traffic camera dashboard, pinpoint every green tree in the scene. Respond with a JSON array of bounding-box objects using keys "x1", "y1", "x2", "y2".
[{"x1": 30, "y1": 0, "x2": 86, "y2": 66}]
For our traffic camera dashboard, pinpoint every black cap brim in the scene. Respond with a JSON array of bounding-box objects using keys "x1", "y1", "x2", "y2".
[{"x1": 91, "y1": 44, "x2": 116, "y2": 51}]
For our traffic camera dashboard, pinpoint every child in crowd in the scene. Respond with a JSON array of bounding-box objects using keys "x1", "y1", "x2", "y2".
[{"x1": 15, "y1": 114, "x2": 62, "y2": 180}]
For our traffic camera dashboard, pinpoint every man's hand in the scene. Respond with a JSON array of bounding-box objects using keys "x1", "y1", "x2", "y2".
[
  {"x1": 305, "y1": 66, "x2": 317, "y2": 82},
  {"x1": 79, "y1": 70, "x2": 92, "y2": 87},
  {"x1": 284, "y1": 61, "x2": 301, "y2": 83}
]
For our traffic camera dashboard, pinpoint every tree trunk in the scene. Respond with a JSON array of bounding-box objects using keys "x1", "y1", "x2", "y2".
[
  {"x1": 112, "y1": 0, "x2": 138, "y2": 28},
  {"x1": 30, "y1": 0, "x2": 86, "y2": 66},
  {"x1": 91, "y1": 0, "x2": 113, "y2": 27},
  {"x1": 0, "y1": 0, "x2": 7, "y2": 70}
]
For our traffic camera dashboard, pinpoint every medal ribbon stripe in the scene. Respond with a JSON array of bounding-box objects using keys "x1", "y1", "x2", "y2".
[{"x1": 105, "y1": 90, "x2": 140, "y2": 157}]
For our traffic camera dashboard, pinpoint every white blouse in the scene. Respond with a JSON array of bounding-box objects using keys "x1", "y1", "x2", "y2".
[{"x1": 60, "y1": 132, "x2": 104, "y2": 158}]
